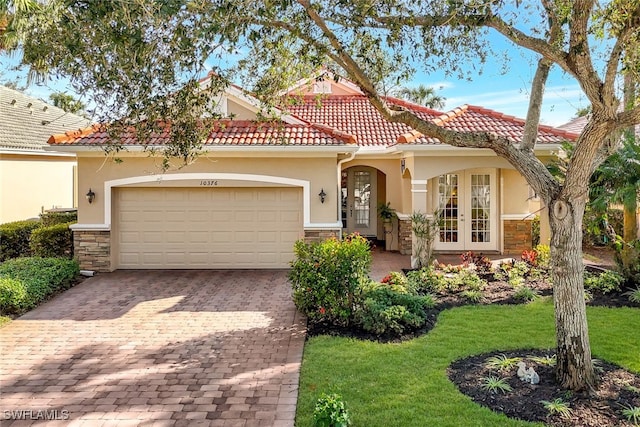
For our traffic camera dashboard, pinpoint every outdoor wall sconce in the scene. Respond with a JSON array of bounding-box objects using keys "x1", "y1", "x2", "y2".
[
  {"x1": 318, "y1": 188, "x2": 327, "y2": 204},
  {"x1": 86, "y1": 188, "x2": 96, "y2": 204}
]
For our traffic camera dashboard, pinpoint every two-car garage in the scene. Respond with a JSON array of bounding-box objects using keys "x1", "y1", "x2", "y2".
[{"x1": 113, "y1": 186, "x2": 304, "y2": 269}]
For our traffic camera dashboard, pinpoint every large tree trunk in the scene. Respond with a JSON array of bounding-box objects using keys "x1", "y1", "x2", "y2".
[{"x1": 548, "y1": 198, "x2": 597, "y2": 391}]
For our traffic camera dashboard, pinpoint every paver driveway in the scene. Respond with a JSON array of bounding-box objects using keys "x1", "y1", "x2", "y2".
[{"x1": 0, "y1": 270, "x2": 306, "y2": 427}]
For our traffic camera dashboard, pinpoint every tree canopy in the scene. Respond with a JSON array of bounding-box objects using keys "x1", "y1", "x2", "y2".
[{"x1": 4, "y1": 0, "x2": 640, "y2": 391}]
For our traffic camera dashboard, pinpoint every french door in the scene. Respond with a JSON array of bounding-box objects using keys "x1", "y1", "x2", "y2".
[
  {"x1": 436, "y1": 169, "x2": 497, "y2": 251},
  {"x1": 342, "y1": 167, "x2": 378, "y2": 236}
]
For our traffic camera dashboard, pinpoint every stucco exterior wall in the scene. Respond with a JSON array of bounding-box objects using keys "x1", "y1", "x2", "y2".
[
  {"x1": 227, "y1": 99, "x2": 258, "y2": 120},
  {"x1": 76, "y1": 154, "x2": 339, "y2": 226},
  {"x1": 500, "y1": 169, "x2": 531, "y2": 215},
  {"x1": 0, "y1": 154, "x2": 76, "y2": 224}
]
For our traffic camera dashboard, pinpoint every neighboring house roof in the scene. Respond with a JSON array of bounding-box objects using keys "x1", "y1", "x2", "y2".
[
  {"x1": 0, "y1": 85, "x2": 89, "y2": 153},
  {"x1": 48, "y1": 120, "x2": 354, "y2": 147},
  {"x1": 558, "y1": 114, "x2": 640, "y2": 139},
  {"x1": 557, "y1": 115, "x2": 588, "y2": 134}
]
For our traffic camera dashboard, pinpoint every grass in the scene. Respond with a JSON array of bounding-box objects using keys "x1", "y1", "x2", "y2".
[{"x1": 296, "y1": 298, "x2": 640, "y2": 427}]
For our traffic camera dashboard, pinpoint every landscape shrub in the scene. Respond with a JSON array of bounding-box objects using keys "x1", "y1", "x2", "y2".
[
  {"x1": 460, "y1": 251, "x2": 493, "y2": 273},
  {"x1": 40, "y1": 211, "x2": 77, "y2": 226},
  {"x1": 380, "y1": 271, "x2": 414, "y2": 293},
  {"x1": 356, "y1": 282, "x2": 434, "y2": 335},
  {"x1": 289, "y1": 234, "x2": 371, "y2": 326},
  {"x1": 533, "y1": 244, "x2": 551, "y2": 269},
  {"x1": 0, "y1": 220, "x2": 41, "y2": 261},
  {"x1": 0, "y1": 278, "x2": 28, "y2": 313},
  {"x1": 313, "y1": 393, "x2": 351, "y2": 427},
  {"x1": 0, "y1": 258, "x2": 80, "y2": 314},
  {"x1": 583, "y1": 269, "x2": 625, "y2": 294},
  {"x1": 406, "y1": 266, "x2": 443, "y2": 293},
  {"x1": 30, "y1": 223, "x2": 74, "y2": 258}
]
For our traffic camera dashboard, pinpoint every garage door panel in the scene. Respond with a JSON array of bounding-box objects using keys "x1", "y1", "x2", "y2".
[{"x1": 116, "y1": 187, "x2": 303, "y2": 269}]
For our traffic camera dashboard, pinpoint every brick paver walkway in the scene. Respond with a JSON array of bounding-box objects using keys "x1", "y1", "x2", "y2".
[{"x1": 0, "y1": 270, "x2": 306, "y2": 426}]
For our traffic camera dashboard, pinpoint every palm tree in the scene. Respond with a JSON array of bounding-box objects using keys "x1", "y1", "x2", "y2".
[{"x1": 395, "y1": 84, "x2": 446, "y2": 109}]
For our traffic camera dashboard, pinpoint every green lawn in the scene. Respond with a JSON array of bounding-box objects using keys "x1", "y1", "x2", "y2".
[{"x1": 296, "y1": 298, "x2": 640, "y2": 426}]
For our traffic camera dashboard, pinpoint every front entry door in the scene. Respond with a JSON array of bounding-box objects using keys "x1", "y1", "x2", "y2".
[
  {"x1": 342, "y1": 167, "x2": 377, "y2": 236},
  {"x1": 436, "y1": 169, "x2": 497, "y2": 251}
]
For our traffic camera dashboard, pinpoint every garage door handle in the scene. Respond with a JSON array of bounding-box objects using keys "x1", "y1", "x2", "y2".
[{"x1": 350, "y1": 209, "x2": 352, "y2": 217}]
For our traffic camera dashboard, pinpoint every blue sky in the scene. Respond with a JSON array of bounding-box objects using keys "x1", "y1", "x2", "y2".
[{"x1": 1, "y1": 41, "x2": 588, "y2": 127}]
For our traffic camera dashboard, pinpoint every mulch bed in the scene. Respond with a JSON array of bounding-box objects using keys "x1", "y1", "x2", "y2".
[{"x1": 448, "y1": 349, "x2": 640, "y2": 427}]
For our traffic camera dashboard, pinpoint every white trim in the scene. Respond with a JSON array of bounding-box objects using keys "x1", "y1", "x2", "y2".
[
  {"x1": 411, "y1": 179, "x2": 428, "y2": 185},
  {"x1": 104, "y1": 173, "x2": 312, "y2": 227},
  {"x1": 70, "y1": 223, "x2": 110, "y2": 231},
  {"x1": 501, "y1": 214, "x2": 535, "y2": 220},
  {"x1": 47, "y1": 145, "x2": 356, "y2": 154},
  {"x1": 304, "y1": 222, "x2": 343, "y2": 229},
  {"x1": 2, "y1": 148, "x2": 76, "y2": 157}
]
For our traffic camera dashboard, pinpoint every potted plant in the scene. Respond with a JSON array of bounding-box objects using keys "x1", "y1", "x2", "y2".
[{"x1": 377, "y1": 202, "x2": 396, "y2": 223}]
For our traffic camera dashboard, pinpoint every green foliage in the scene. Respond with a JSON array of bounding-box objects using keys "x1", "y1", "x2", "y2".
[
  {"x1": 541, "y1": 398, "x2": 573, "y2": 418},
  {"x1": 513, "y1": 286, "x2": 540, "y2": 303},
  {"x1": 0, "y1": 220, "x2": 41, "y2": 261},
  {"x1": 313, "y1": 393, "x2": 351, "y2": 427},
  {"x1": 377, "y1": 202, "x2": 396, "y2": 221},
  {"x1": 584, "y1": 270, "x2": 625, "y2": 294},
  {"x1": 406, "y1": 266, "x2": 442, "y2": 294},
  {"x1": 0, "y1": 277, "x2": 28, "y2": 313},
  {"x1": 623, "y1": 286, "x2": 640, "y2": 304},
  {"x1": 529, "y1": 354, "x2": 557, "y2": 367},
  {"x1": 0, "y1": 257, "x2": 79, "y2": 314},
  {"x1": 394, "y1": 84, "x2": 446, "y2": 109},
  {"x1": 480, "y1": 376, "x2": 512, "y2": 394},
  {"x1": 49, "y1": 92, "x2": 85, "y2": 114},
  {"x1": 380, "y1": 271, "x2": 412, "y2": 293},
  {"x1": 460, "y1": 289, "x2": 484, "y2": 303},
  {"x1": 40, "y1": 210, "x2": 77, "y2": 226},
  {"x1": 356, "y1": 282, "x2": 434, "y2": 335},
  {"x1": 534, "y1": 245, "x2": 551, "y2": 269},
  {"x1": 531, "y1": 215, "x2": 540, "y2": 247},
  {"x1": 29, "y1": 223, "x2": 74, "y2": 258},
  {"x1": 289, "y1": 234, "x2": 371, "y2": 326},
  {"x1": 621, "y1": 404, "x2": 640, "y2": 425},
  {"x1": 485, "y1": 354, "x2": 522, "y2": 372}
]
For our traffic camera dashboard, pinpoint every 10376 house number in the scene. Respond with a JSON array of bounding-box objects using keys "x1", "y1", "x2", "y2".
[{"x1": 200, "y1": 180, "x2": 218, "y2": 186}]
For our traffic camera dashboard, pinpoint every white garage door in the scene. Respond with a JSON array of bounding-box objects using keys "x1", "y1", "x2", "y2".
[{"x1": 115, "y1": 187, "x2": 303, "y2": 269}]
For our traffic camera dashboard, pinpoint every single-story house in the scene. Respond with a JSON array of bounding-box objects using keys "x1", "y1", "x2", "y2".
[
  {"x1": 0, "y1": 85, "x2": 89, "y2": 223},
  {"x1": 47, "y1": 75, "x2": 577, "y2": 271}
]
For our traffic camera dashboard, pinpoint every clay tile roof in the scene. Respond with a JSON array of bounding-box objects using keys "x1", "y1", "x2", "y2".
[
  {"x1": 432, "y1": 105, "x2": 579, "y2": 144},
  {"x1": 47, "y1": 120, "x2": 353, "y2": 147},
  {"x1": 287, "y1": 95, "x2": 442, "y2": 146},
  {"x1": 288, "y1": 95, "x2": 578, "y2": 147}
]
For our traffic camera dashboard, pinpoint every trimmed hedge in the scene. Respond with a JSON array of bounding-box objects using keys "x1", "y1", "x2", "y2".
[
  {"x1": 30, "y1": 223, "x2": 74, "y2": 258},
  {"x1": 40, "y1": 211, "x2": 77, "y2": 227},
  {"x1": 0, "y1": 220, "x2": 41, "y2": 261},
  {"x1": 0, "y1": 257, "x2": 79, "y2": 314}
]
